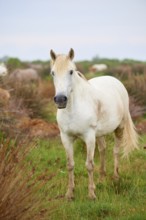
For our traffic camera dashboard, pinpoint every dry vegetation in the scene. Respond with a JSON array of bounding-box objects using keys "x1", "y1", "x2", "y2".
[
  {"x1": 0, "y1": 139, "x2": 56, "y2": 220},
  {"x1": 0, "y1": 75, "x2": 57, "y2": 139}
]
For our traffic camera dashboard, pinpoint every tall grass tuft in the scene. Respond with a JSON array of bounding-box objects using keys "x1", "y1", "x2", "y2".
[{"x1": 0, "y1": 138, "x2": 54, "y2": 220}]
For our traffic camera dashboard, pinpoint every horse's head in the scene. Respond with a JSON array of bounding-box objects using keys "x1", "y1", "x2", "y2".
[{"x1": 50, "y1": 48, "x2": 76, "y2": 109}]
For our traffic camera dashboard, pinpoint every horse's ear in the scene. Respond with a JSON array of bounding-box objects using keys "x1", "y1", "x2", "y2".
[
  {"x1": 50, "y1": 49, "x2": 57, "y2": 61},
  {"x1": 68, "y1": 48, "x2": 74, "y2": 60}
]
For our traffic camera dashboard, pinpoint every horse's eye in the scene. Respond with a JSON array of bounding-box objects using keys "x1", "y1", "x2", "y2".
[
  {"x1": 51, "y1": 71, "x2": 55, "y2": 76},
  {"x1": 70, "y1": 70, "x2": 73, "y2": 75}
]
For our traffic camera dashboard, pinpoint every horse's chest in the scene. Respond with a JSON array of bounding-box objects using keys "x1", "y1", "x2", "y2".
[{"x1": 57, "y1": 110, "x2": 95, "y2": 135}]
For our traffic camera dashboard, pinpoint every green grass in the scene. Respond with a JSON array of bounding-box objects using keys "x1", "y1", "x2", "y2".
[{"x1": 26, "y1": 135, "x2": 146, "y2": 220}]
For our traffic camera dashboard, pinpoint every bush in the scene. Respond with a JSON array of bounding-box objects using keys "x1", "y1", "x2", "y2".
[
  {"x1": 7, "y1": 80, "x2": 51, "y2": 119},
  {"x1": 125, "y1": 74, "x2": 146, "y2": 107},
  {"x1": 6, "y1": 58, "x2": 26, "y2": 72}
]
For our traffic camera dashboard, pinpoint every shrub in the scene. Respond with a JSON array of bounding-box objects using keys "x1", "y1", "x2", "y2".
[
  {"x1": 7, "y1": 80, "x2": 50, "y2": 119},
  {"x1": 129, "y1": 96, "x2": 146, "y2": 119},
  {"x1": 6, "y1": 58, "x2": 26, "y2": 72},
  {"x1": 125, "y1": 74, "x2": 146, "y2": 107}
]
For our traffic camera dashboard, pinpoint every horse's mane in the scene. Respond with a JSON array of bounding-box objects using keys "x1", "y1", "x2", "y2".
[{"x1": 76, "y1": 71, "x2": 87, "y2": 81}]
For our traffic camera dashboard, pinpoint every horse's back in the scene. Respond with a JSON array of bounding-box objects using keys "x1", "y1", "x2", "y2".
[
  {"x1": 89, "y1": 75, "x2": 125, "y2": 89},
  {"x1": 88, "y1": 76, "x2": 128, "y2": 104}
]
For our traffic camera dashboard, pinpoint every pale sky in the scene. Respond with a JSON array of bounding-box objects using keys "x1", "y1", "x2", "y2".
[{"x1": 0, "y1": 0, "x2": 146, "y2": 61}]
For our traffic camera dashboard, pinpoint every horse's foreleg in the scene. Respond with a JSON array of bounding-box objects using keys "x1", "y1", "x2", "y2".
[
  {"x1": 61, "y1": 133, "x2": 75, "y2": 200},
  {"x1": 85, "y1": 133, "x2": 96, "y2": 199},
  {"x1": 113, "y1": 127, "x2": 123, "y2": 180},
  {"x1": 97, "y1": 137, "x2": 106, "y2": 181}
]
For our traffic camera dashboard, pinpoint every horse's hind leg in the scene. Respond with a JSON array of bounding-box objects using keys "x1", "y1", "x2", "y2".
[
  {"x1": 97, "y1": 137, "x2": 106, "y2": 181},
  {"x1": 113, "y1": 127, "x2": 123, "y2": 180}
]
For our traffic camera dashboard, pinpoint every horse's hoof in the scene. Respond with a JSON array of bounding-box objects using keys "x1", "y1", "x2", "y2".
[
  {"x1": 88, "y1": 192, "x2": 96, "y2": 200},
  {"x1": 65, "y1": 191, "x2": 74, "y2": 200},
  {"x1": 112, "y1": 175, "x2": 120, "y2": 181},
  {"x1": 99, "y1": 175, "x2": 106, "y2": 183}
]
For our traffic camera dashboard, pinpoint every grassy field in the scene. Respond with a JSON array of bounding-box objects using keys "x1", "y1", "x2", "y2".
[{"x1": 26, "y1": 134, "x2": 146, "y2": 220}]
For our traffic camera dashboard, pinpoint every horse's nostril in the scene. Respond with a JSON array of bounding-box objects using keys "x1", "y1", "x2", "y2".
[
  {"x1": 54, "y1": 96, "x2": 57, "y2": 103},
  {"x1": 63, "y1": 96, "x2": 67, "y2": 102},
  {"x1": 54, "y1": 95, "x2": 67, "y2": 104}
]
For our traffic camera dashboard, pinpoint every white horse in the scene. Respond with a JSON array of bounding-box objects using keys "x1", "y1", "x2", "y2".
[
  {"x1": 90, "y1": 64, "x2": 107, "y2": 72},
  {"x1": 50, "y1": 49, "x2": 139, "y2": 200},
  {"x1": 9, "y1": 68, "x2": 40, "y2": 84},
  {"x1": 0, "y1": 63, "x2": 8, "y2": 76}
]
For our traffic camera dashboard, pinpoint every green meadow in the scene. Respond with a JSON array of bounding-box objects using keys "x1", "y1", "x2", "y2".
[{"x1": 25, "y1": 134, "x2": 146, "y2": 220}]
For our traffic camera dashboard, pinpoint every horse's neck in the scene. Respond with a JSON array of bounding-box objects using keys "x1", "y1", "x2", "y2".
[
  {"x1": 75, "y1": 72, "x2": 88, "y2": 90},
  {"x1": 67, "y1": 73, "x2": 93, "y2": 109}
]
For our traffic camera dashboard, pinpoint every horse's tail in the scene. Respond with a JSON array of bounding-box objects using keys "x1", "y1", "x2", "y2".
[{"x1": 122, "y1": 112, "x2": 139, "y2": 157}]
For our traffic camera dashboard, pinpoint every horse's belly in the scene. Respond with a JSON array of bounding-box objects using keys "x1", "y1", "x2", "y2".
[
  {"x1": 95, "y1": 124, "x2": 117, "y2": 137},
  {"x1": 95, "y1": 115, "x2": 122, "y2": 137}
]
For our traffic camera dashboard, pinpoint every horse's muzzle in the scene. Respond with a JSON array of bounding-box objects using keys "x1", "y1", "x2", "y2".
[{"x1": 54, "y1": 95, "x2": 68, "y2": 109}]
